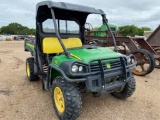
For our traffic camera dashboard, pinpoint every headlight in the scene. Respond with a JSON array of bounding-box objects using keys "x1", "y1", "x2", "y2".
[
  {"x1": 71, "y1": 65, "x2": 78, "y2": 72},
  {"x1": 79, "y1": 66, "x2": 83, "y2": 72},
  {"x1": 71, "y1": 64, "x2": 85, "y2": 73}
]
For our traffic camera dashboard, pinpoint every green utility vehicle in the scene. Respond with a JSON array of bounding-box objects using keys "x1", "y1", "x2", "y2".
[
  {"x1": 85, "y1": 23, "x2": 119, "y2": 37},
  {"x1": 25, "y1": 1, "x2": 136, "y2": 120},
  {"x1": 96, "y1": 24, "x2": 119, "y2": 36}
]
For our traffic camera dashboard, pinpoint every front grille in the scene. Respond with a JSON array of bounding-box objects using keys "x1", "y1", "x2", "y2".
[
  {"x1": 90, "y1": 60, "x2": 121, "y2": 73},
  {"x1": 90, "y1": 63, "x2": 106, "y2": 72},
  {"x1": 110, "y1": 61, "x2": 121, "y2": 68}
]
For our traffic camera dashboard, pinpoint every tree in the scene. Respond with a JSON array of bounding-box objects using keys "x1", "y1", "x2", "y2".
[
  {"x1": 119, "y1": 25, "x2": 138, "y2": 37},
  {"x1": 0, "y1": 23, "x2": 36, "y2": 35},
  {"x1": 119, "y1": 25, "x2": 151, "y2": 37},
  {"x1": 138, "y1": 27, "x2": 151, "y2": 36}
]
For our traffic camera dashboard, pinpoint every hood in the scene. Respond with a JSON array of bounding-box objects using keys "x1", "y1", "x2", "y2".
[{"x1": 68, "y1": 47, "x2": 122, "y2": 63}]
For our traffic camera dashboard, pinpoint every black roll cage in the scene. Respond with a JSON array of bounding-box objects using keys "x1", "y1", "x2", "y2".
[{"x1": 36, "y1": 7, "x2": 118, "y2": 55}]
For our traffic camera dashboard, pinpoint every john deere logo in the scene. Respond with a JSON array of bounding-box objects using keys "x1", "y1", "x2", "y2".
[
  {"x1": 54, "y1": 60, "x2": 58, "y2": 64},
  {"x1": 106, "y1": 63, "x2": 111, "y2": 69}
]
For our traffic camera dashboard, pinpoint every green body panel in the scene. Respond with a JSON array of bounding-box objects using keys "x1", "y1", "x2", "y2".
[
  {"x1": 52, "y1": 54, "x2": 79, "y2": 66},
  {"x1": 69, "y1": 47, "x2": 121, "y2": 63},
  {"x1": 51, "y1": 69, "x2": 62, "y2": 80},
  {"x1": 52, "y1": 47, "x2": 121, "y2": 66},
  {"x1": 26, "y1": 42, "x2": 34, "y2": 51}
]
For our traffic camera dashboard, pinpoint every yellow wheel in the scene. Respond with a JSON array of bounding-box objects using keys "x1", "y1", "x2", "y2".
[
  {"x1": 26, "y1": 63, "x2": 31, "y2": 77},
  {"x1": 51, "y1": 77, "x2": 82, "y2": 120},
  {"x1": 54, "y1": 87, "x2": 65, "y2": 113},
  {"x1": 26, "y1": 57, "x2": 38, "y2": 81}
]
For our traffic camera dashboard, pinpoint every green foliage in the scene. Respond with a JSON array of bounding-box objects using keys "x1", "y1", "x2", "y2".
[
  {"x1": 93, "y1": 27, "x2": 99, "y2": 31},
  {"x1": 138, "y1": 27, "x2": 151, "y2": 36},
  {"x1": 119, "y1": 25, "x2": 151, "y2": 37},
  {"x1": 0, "y1": 23, "x2": 35, "y2": 35}
]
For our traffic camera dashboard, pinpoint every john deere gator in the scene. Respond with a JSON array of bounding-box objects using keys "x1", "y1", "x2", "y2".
[{"x1": 24, "y1": 1, "x2": 136, "y2": 120}]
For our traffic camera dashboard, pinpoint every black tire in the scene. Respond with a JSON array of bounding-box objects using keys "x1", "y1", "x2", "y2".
[
  {"x1": 140, "y1": 49, "x2": 155, "y2": 74},
  {"x1": 26, "y1": 57, "x2": 38, "y2": 81},
  {"x1": 132, "y1": 49, "x2": 155, "y2": 76},
  {"x1": 111, "y1": 77, "x2": 136, "y2": 100},
  {"x1": 51, "y1": 76, "x2": 82, "y2": 120}
]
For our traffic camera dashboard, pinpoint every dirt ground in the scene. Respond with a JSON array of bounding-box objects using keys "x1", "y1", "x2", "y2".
[{"x1": 0, "y1": 41, "x2": 160, "y2": 120}]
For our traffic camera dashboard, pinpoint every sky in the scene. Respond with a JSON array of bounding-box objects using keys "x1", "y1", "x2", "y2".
[{"x1": 0, "y1": 0, "x2": 160, "y2": 30}]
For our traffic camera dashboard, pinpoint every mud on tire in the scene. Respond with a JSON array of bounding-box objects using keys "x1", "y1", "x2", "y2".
[{"x1": 51, "y1": 76, "x2": 82, "y2": 120}]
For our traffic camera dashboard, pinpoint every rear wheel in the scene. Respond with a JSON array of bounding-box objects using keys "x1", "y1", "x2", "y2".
[
  {"x1": 51, "y1": 76, "x2": 82, "y2": 120},
  {"x1": 26, "y1": 57, "x2": 38, "y2": 81},
  {"x1": 111, "y1": 77, "x2": 136, "y2": 100}
]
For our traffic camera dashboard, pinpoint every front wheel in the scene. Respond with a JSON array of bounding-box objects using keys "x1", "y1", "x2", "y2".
[
  {"x1": 111, "y1": 77, "x2": 136, "y2": 100},
  {"x1": 51, "y1": 77, "x2": 82, "y2": 120}
]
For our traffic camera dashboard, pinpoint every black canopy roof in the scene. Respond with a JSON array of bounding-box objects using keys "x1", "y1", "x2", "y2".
[{"x1": 36, "y1": 1, "x2": 105, "y2": 18}]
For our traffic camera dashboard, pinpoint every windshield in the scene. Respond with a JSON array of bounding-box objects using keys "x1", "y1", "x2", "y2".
[
  {"x1": 85, "y1": 14, "x2": 118, "y2": 51},
  {"x1": 42, "y1": 19, "x2": 80, "y2": 34},
  {"x1": 86, "y1": 14, "x2": 103, "y2": 31}
]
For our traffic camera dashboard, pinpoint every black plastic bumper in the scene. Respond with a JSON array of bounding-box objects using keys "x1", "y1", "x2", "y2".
[
  {"x1": 85, "y1": 69, "x2": 132, "y2": 92},
  {"x1": 86, "y1": 76, "x2": 126, "y2": 92}
]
